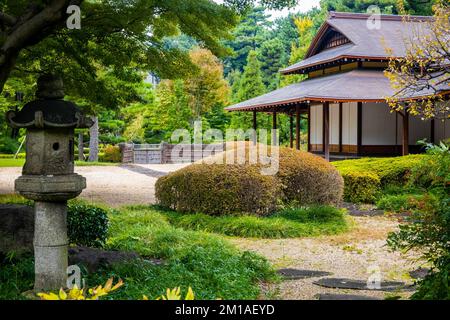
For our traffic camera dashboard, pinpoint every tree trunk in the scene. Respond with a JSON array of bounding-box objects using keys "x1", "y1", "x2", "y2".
[
  {"x1": 78, "y1": 131, "x2": 84, "y2": 161},
  {"x1": 88, "y1": 116, "x2": 99, "y2": 162}
]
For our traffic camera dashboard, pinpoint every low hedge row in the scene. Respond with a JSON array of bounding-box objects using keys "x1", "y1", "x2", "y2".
[
  {"x1": 334, "y1": 155, "x2": 426, "y2": 203},
  {"x1": 340, "y1": 171, "x2": 381, "y2": 203}
]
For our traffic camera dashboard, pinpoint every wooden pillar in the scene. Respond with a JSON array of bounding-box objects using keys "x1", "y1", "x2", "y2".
[
  {"x1": 430, "y1": 119, "x2": 435, "y2": 144},
  {"x1": 402, "y1": 112, "x2": 409, "y2": 156},
  {"x1": 272, "y1": 111, "x2": 277, "y2": 145},
  {"x1": 296, "y1": 107, "x2": 301, "y2": 150},
  {"x1": 289, "y1": 115, "x2": 294, "y2": 148},
  {"x1": 252, "y1": 110, "x2": 257, "y2": 145},
  {"x1": 339, "y1": 102, "x2": 343, "y2": 153},
  {"x1": 323, "y1": 102, "x2": 330, "y2": 161},
  {"x1": 307, "y1": 105, "x2": 311, "y2": 152},
  {"x1": 357, "y1": 102, "x2": 363, "y2": 156}
]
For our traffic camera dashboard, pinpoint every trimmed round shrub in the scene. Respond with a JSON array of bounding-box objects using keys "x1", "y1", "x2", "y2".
[
  {"x1": 67, "y1": 201, "x2": 109, "y2": 247},
  {"x1": 276, "y1": 148, "x2": 344, "y2": 206},
  {"x1": 155, "y1": 164, "x2": 281, "y2": 215}
]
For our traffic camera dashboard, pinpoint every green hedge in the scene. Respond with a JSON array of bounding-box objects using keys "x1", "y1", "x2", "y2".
[
  {"x1": 156, "y1": 164, "x2": 281, "y2": 216},
  {"x1": 340, "y1": 171, "x2": 381, "y2": 203},
  {"x1": 156, "y1": 148, "x2": 344, "y2": 215},
  {"x1": 0, "y1": 195, "x2": 109, "y2": 248},
  {"x1": 67, "y1": 201, "x2": 109, "y2": 247},
  {"x1": 334, "y1": 155, "x2": 426, "y2": 203}
]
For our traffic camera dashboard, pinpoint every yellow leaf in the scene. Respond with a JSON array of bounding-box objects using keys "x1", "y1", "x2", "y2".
[
  {"x1": 185, "y1": 287, "x2": 195, "y2": 300},
  {"x1": 37, "y1": 292, "x2": 60, "y2": 300},
  {"x1": 104, "y1": 278, "x2": 113, "y2": 291},
  {"x1": 59, "y1": 288, "x2": 67, "y2": 300}
]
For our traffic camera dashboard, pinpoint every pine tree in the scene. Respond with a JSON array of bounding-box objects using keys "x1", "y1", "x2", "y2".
[
  {"x1": 236, "y1": 51, "x2": 266, "y2": 102},
  {"x1": 230, "y1": 50, "x2": 270, "y2": 131}
]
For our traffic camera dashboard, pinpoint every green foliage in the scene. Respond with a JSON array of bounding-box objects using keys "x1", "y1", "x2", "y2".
[
  {"x1": 387, "y1": 143, "x2": 450, "y2": 300},
  {"x1": 224, "y1": 7, "x2": 271, "y2": 74},
  {"x1": 341, "y1": 171, "x2": 381, "y2": 203},
  {"x1": 67, "y1": 201, "x2": 110, "y2": 248},
  {"x1": 376, "y1": 193, "x2": 438, "y2": 212},
  {"x1": 0, "y1": 205, "x2": 277, "y2": 300},
  {"x1": 162, "y1": 205, "x2": 348, "y2": 238},
  {"x1": 0, "y1": 254, "x2": 34, "y2": 300},
  {"x1": 0, "y1": 196, "x2": 110, "y2": 248},
  {"x1": 229, "y1": 50, "x2": 271, "y2": 133},
  {"x1": 99, "y1": 145, "x2": 122, "y2": 163},
  {"x1": 156, "y1": 164, "x2": 281, "y2": 215},
  {"x1": 236, "y1": 50, "x2": 267, "y2": 102},
  {"x1": 277, "y1": 148, "x2": 344, "y2": 206},
  {"x1": 157, "y1": 147, "x2": 344, "y2": 216},
  {"x1": 257, "y1": 38, "x2": 287, "y2": 89},
  {"x1": 334, "y1": 155, "x2": 426, "y2": 203},
  {"x1": 102, "y1": 207, "x2": 276, "y2": 299},
  {"x1": 411, "y1": 266, "x2": 450, "y2": 300},
  {"x1": 0, "y1": 136, "x2": 19, "y2": 154}
]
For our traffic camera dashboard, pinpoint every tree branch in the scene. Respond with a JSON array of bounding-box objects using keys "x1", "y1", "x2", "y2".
[{"x1": 0, "y1": 12, "x2": 17, "y2": 26}]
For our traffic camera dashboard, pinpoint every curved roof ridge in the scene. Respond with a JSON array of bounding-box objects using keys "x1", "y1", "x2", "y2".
[{"x1": 280, "y1": 11, "x2": 433, "y2": 75}]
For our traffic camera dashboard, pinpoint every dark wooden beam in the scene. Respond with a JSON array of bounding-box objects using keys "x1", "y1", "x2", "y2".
[
  {"x1": 339, "y1": 102, "x2": 343, "y2": 153},
  {"x1": 307, "y1": 105, "x2": 311, "y2": 152},
  {"x1": 252, "y1": 110, "x2": 257, "y2": 145},
  {"x1": 289, "y1": 115, "x2": 294, "y2": 148},
  {"x1": 323, "y1": 102, "x2": 330, "y2": 161},
  {"x1": 357, "y1": 102, "x2": 363, "y2": 156},
  {"x1": 272, "y1": 112, "x2": 277, "y2": 145},
  {"x1": 296, "y1": 107, "x2": 301, "y2": 150}
]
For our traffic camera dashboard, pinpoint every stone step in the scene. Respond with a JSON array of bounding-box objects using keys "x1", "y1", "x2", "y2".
[
  {"x1": 313, "y1": 278, "x2": 414, "y2": 292},
  {"x1": 316, "y1": 293, "x2": 382, "y2": 300},
  {"x1": 277, "y1": 268, "x2": 333, "y2": 280}
]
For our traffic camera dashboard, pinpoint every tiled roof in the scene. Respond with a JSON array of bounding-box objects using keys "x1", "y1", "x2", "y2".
[
  {"x1": 281, "y1": 12, "x2": 433, "y2": 75},
  {"x1": 225, "y1": 69, "x2": 447, "y2": 111}
]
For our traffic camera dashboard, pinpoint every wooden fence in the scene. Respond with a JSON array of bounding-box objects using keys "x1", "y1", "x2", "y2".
[{"x1": 119, "y1": 142, "x2": 225, "y2": 164}]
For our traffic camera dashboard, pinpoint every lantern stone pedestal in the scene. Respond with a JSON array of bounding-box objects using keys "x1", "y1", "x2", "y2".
[{"x1": 6, "y1": 74, "x2": 93, "y2": 292}]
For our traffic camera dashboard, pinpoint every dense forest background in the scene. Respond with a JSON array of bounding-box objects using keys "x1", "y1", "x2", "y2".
[{"x1": 0, "y1": 0, "x2": 437, "y2": 157}]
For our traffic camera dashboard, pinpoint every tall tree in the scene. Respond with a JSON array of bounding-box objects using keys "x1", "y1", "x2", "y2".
[
  {"x1": 223, "y1": 6, "x2": 272, "y2": 75},
  {"x1": 185, "y1": 48, "x2": 230, "y2": 120},
  {"x1": 0, "y1": 0, "x2": 298, "y2": 96},
  {"x1": 230, "y1": 50, "x2": 269, "y2": 131},
  {"x1": 257, "y1": 38, "x2": 287, "y2": 89},
  {"x1": 320, "y1": 0, "x2": 438, "y2": 15}
]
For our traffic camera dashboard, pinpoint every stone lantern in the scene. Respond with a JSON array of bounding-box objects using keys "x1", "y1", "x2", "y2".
[{"x1": 6, "y1": 74, "x2": 93, "y2": 291}]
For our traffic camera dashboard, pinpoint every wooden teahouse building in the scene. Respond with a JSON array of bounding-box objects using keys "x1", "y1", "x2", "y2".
[{"x1": 225, "y1": 12, "x2": 450, "y2": 160}]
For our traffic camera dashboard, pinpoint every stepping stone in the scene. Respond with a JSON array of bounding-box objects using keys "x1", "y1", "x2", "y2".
[
  {"x1": 277, "y1": 268, "x2": 333, "y2": 280},
  {"x1": 316, "y1": 293, "x2": 381, "y2": 300},
  {"x1": 313, "y1": 278, "x2": 413, "y2": 292},
  {"x1": 409, "y1": 268, "x2": 429, "y2": 280},
  {"x1": 340, "y1": 203, "x2": 385, "y2": 217}
]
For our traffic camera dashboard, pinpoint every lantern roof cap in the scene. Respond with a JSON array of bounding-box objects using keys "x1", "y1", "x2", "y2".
[{"x1": 6, "y1": 74, "x2": 93, "y2": 129}]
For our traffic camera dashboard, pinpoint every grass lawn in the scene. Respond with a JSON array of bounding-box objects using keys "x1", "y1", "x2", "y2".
[
  {"x1": 0, "y1": 158, "x2": 118, "y2": 167},
  {"x1": 153, "y1": 205, "x2": 349, "y2": 238},
  {"x1": 0, "y1": 195, "x2": 351, "y2": 300},
  {"x1": 0, "y1": 200, "x2": 277, "y2": 300}
]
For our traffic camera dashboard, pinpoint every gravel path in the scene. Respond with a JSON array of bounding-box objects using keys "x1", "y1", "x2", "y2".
[
  {"x1": 231, "y1": 215, "x2": 422, "y2": 300},
  {"x1": 0, "y1": 164, "x2": 188, "y2": 207}
]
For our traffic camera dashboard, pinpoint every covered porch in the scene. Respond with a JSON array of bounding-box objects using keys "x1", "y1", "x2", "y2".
[{"x1": 226, "y1": 69, "x2": 445, "y2": 161}]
